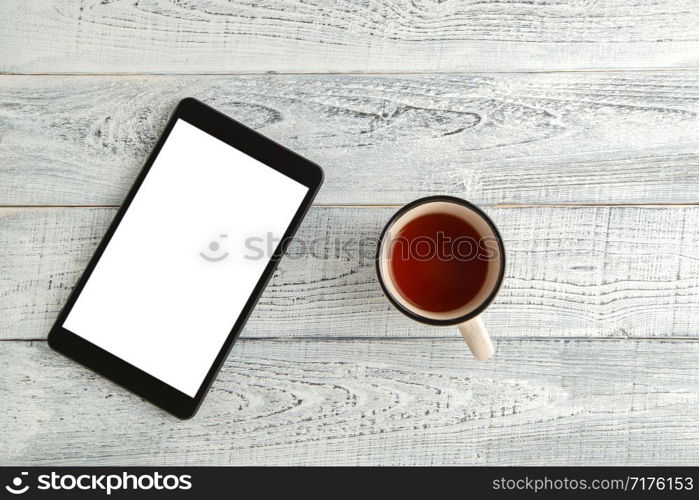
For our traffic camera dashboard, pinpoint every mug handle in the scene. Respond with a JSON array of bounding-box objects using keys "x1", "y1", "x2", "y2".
[{"x1": 458, "y1": 316, "x2": 494, "y2": 361}]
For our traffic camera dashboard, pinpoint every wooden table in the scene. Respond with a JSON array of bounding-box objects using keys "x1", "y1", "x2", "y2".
[{"x1": 1, "y1": 1, "x2": 698, "y2": 465}]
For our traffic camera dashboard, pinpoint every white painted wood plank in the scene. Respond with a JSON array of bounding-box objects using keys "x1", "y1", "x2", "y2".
[
  {"x1": 2, "y1": 206, "x2": 697, "y2": 340},
  {"x1": 1, "y1": 73, "x2": 699, "y2": 205},
  {"x1": 2, "y1": 338, "x2": 698, "y2": 465},
  {"x1": 1, "y1": 1, "x2": 698, "y2": 73}
]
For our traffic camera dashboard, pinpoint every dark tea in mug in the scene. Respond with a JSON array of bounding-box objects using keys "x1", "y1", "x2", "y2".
[{"x1": 388, "y1": 212, "x2": 496, "y2": 313}]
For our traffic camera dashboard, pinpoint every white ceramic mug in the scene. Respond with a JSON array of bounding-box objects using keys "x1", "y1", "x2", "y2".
[{"x1": 376, "y1": 196, "x2": 505, "y2": 361}]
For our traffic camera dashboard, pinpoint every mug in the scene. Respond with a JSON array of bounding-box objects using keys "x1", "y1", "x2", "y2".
[{"x1": 375, "y1": 196, "x2": 505, "y2": 361}]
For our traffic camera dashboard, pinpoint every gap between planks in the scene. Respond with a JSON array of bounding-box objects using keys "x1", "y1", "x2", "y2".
[
  {"x1": 2, "y1": 203, "x2": 699, "y2": 209},
  {"x1": 4, "y1": 337, "x2": 699, "y2": 343},
  {"x1": 3, "y1": 67, "x2": 699, "y2": 77}
]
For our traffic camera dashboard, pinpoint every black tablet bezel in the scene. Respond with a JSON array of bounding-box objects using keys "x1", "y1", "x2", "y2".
[{"x1": 48, "y1": 98, "x2": 324, "y2": 419}]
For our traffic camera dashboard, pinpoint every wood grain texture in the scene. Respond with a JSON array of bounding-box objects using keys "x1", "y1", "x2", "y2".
[
  {"x1": 1, "y1": 0, "x2": 698, "y2": 73},
  {"x1": 2, "y1": 73, "x2": 699, "y2": 206},
  {"x1": 2, "y1": 206, "x2": 697, "y2": 340},
  {"x1": 2, "y1": 0, "x2": 697, "y2": 469},
  {"x1": 2, "y1": 338, "x2": 698, "y2": 465}
]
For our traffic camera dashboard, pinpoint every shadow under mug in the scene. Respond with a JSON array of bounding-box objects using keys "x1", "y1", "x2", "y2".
[{"x1": 375, "y1": 196, "x2": 506, "y2": 361}]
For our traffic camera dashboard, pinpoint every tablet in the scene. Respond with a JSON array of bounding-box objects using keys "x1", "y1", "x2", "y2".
[{"x1": 48, "y1": 98, "x2": 323, "y2": 419}]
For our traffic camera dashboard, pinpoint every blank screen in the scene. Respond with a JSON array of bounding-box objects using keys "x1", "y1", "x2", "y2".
[{"x1": 63, "y1": 119, "x2": 309, "y2": 397}]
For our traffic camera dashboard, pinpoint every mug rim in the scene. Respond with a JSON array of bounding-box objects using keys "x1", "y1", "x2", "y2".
[{"x1": 375, "y1": 195, "x2": 506, "y2": 327}]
